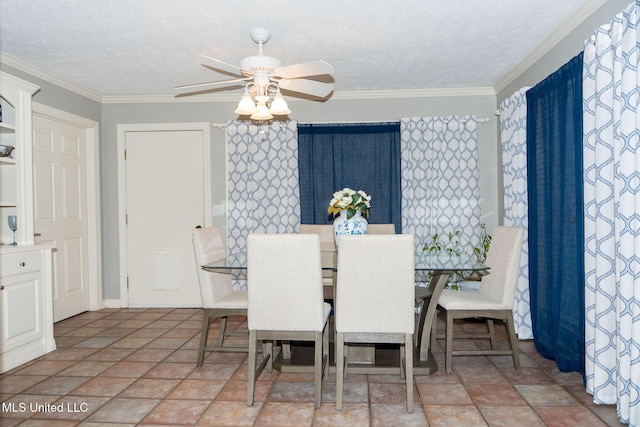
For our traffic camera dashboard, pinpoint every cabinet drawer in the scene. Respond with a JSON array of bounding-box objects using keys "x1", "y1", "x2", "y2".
[{"x1": 0, "y1": 251, "x2": 42, "y2": 276}]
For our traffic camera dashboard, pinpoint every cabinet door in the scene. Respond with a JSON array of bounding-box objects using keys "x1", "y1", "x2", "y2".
[{"x1": 0, "y1": 271, "x2": 43, "y2": 353}]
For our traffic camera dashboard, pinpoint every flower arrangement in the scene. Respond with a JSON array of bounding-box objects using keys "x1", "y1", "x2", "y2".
[{"x1": 328, "y1": 188, "x2": 371, "y2": 220}]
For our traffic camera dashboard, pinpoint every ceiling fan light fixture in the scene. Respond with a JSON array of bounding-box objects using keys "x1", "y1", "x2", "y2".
[
  {"x1": 234, "y1": 92, "x2": 256, "y2": 115},
  {"x1": 250, "y1": 102, "x2": 273, "y2": 121},
  {"x1": 269, "y1": 92, "x2": 291, "y2": 115},
  {"x1": 178, "y1": 28, "x2": 334, "y2": 121}
]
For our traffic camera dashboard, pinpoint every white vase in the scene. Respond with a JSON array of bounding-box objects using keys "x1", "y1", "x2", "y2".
[{"x1": 333, "y1": 210, "x2": 368, "y2": 249}]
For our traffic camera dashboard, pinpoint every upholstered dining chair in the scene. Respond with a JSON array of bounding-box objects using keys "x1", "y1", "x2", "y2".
[
  {"x1": 335, "y1": 234, "x2": 416, "y2": 413},
  {"x1": 299, "y1": 224, "x2": 336, "y2": 251},
  {"x1": 367, "y1": 223, "x2": 396, "y2": 234},
  {"x1": 192, "y1": 226, "x2": 248, "y2": 367},
  {"x1": 246, "y1": 233, "x2": 331, "y2": 408},
  {"x1": 436, "y1": 226, "x2": 524, "y2": 373},
  {"x1": 299, "y1": 224, "x2": 336, "y2": 299}
]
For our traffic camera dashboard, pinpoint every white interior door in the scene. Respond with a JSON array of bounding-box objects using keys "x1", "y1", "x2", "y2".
[
  {"x1": 33, "y1": 114, "x2": 89, "y2": 322},
  {"x1": 123, "y1": 126, "x2": 208, "y2": 307}
]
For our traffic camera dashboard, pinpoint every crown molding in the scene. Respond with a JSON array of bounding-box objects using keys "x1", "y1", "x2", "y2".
[
  {"x1": 494, "y1": 0, "x2": 607, "y2": 94},
  {"x1": 103, "y1": 86, "x2": 496, "y2": 104},
  {"x1": 0, "y1": 52, "x2": 103, "y2": 102}
]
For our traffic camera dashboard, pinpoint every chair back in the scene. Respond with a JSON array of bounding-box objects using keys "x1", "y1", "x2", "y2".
[
  {"x1": 192, "y1": 227, "x2": 233, "y2": 308},
  {"x1": 479, "y1": 226, "x2": 524, "y2": 309},
  {"x1": 368, "y1": 223, "x2": 396, "y2": 234},
  {"x1": 300, "y1": 224, "x2": 336, "y2": 251},
  {"x1": 335, "y1": 234, "x2": 415, "y2": 334},
  {"x1": 247, "y1": 234, "x2": 326, "y2": 331}
]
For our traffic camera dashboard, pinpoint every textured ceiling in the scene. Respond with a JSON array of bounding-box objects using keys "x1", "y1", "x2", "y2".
[{"x1": 0, "y1": 0, "x2": 602, "y2": 98}]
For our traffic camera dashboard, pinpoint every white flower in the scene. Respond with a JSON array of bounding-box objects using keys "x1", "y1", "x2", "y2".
[{"x1": 327, "y1": 187, "x2": 371, "y2": 219}]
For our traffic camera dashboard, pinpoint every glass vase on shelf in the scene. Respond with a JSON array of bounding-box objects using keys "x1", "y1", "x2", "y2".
[{"x1": 8, "y1": 214, "x2": 17, "y2": 246}]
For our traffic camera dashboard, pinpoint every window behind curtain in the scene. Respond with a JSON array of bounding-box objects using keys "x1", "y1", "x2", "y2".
[{"x1": 297, "y1": 122, "x2": 402, "y2": 232}]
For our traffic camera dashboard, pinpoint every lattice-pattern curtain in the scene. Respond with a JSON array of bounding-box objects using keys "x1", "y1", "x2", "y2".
[
  {"x1": 400, "y1": 116, "x2": 481, "y2": 252},
  {"x1": 500, "y1": 88, "x2": 533, "y2": 340},
  {"x1": 226, "y1": 120, "x2": 300, "y2": 289},
  {"x1": 583, "y1": 2, "x2": 640, "y2": 424}
]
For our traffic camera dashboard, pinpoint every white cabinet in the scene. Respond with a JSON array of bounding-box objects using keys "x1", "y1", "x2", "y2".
[
  {"x1": 0, "y1": 246, "x2": 55, "y2": 373},
  {"x1": 0, "y1": 72, "x2": 55, "y2": 372},
  {"x1": 0, "y1": 71, "x2": 39, "y2": 245}
]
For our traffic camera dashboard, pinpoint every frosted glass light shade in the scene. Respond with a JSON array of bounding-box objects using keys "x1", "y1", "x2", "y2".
[
  {"x1": 250, "y1": 102, "x2": 273, "y2": 120},
  {"x1": 269, "y1": 93, "x2": 291, "y2": 115},
  {"x1": 235, "y1": 93, "x2": 256, "y2": 115}
]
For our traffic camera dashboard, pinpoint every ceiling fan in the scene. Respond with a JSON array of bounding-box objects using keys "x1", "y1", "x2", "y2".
[{"x1": 175, "y1": 28, "x2": 335, "y2": 119}]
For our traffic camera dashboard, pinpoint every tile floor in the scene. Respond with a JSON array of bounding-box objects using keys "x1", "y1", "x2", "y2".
[{"x1": 0, "y1": 308, "x2": 624, "y2": 426}]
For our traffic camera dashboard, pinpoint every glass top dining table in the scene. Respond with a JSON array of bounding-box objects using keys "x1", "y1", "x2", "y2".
[{"x1": 202, "y1": 249, "x2": 489, "y2": 273}]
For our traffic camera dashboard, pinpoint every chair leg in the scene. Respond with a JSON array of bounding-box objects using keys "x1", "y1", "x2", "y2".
[
  {"x1": 197, "y1": 309, "x2": 211, "y2": 367},
  {"x1": 314, "y1": 331, "x2": 323, "y2": 408},
  {"x1": 400, "y1": 343, "x2": 406, "y2": 379},
  {"x1": 217, "y1": 315, "x2": 228, "y2": 347},
  {"x1": 405, "y1": 333, "x2": 414, "y2": 413},
  {"x1": 336, "y1": 333, "x2": 345, "y2": 411},
  {"x1": 282, "y1": 340, "x2": 292, "y2": 359},
  {"x1": 265, "y1": 341, "x2": 274, "y2": 374},
  {"x1": 323, "y1": 324, "x2": 330, "y2": 378},
  {"x1": 505, "y1": 311, "x2": 521, "y2": 370},
  {"x1": 487, "y1": 319, "x2": 496, "y2": 349},
  {"x1": 445, "y1": 310, "x2": 453, "y2": 373},
  {"x1": 415, "y1": 298, "x2": 429, "y2": 353},
  {"x1": 344, "y1": 343, "x2": 349, "y2": 377},
  {"x1": 247, "y1": 330, "x2": 257, "y2": 406},
  {"x1": 430, "y1": 311, "x2": 438, "y2": 352}
]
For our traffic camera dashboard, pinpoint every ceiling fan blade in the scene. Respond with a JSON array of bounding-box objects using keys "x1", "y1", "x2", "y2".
[
  {"x1": 277, "y1": 78, "x2": 334, "y2": 98},
  {"x1": 174, "y1": 77, "x2": 251, "y2": 91},
  {"x1": 273, "y1": 60, "x2": 334, "y2": 78},
  {"x1": 201, "y1": 55, "x2": 245, "y2": 74}
]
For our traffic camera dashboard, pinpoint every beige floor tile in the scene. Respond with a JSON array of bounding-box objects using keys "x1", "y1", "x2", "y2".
[
  {"x1": 198, "y1": 400, "x2": 263, "y2": 426},
  {"x1": 140, "y1": 399, "x2": 212, "y2": 425},
  {"x1": 254, "y1": 401, "x2": 316, "y2": 427},
  {"x1": 85, "y1": 397, "x2": 160, "y2": 424},
  {"x1": 118, "y1": 378, "x2": 181, "y2": 399}
]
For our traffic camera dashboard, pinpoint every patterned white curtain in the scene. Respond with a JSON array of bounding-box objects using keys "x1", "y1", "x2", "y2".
[
  {"x1": 499, "y1": 88, "x2": 533, "y2": 340},
  {"x1": 583, "y1": 2, "x2": 640, "y2": 425},
  {"x1": 400, "y1": 116, "x2": 481, "y2": 252},
  {"x1": 226, "y1": 120, "x2": 301, "y2": 289}
]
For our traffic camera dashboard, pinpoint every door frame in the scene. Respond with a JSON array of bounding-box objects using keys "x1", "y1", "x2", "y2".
[
  {"x1": 117, "y1": 123, "x2": 211, "y2": 307},
  {"x1": 32, "y1": 102, "x2": 103, "y2": 312}
]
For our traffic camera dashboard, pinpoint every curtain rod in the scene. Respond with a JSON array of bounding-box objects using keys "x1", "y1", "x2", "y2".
[
  {"x1": 212, "y1": 117, "x2": 493, "y2": 128},
  {"x1": 300, "y1": 118, "x2": 492, "y2": 124}
]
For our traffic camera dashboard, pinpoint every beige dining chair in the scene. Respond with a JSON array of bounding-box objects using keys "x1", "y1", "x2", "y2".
[
  {"x1": 246, "y1": 233, "x2": 331, "y2": 408},
  {"x1": 367, "y1": 223, "x2": 396, "y2": 234},
  {"x1": 299, "y1": 224, "x2": 336, "y2": 299},
  {"x1": 335, "y1": 234, "x2": 416, "y2": 413},
  {"x1": 299, "y1": 224, "x2": 336, "y2": 251},
  {"x1": 192, "y1": 226, "x2": 248, "y2": 367},
  {"x1": 436, "y1": 226, "x2": 524, "y2": 373}
]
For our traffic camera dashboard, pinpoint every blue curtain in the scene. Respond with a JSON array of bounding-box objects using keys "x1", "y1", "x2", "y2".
[
  {"x1": 526, "y1": 53, "x2": 585, "y2": 375},
  {"x1": 298, "y1": 122, "x2": 402, "y2": 232}
]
